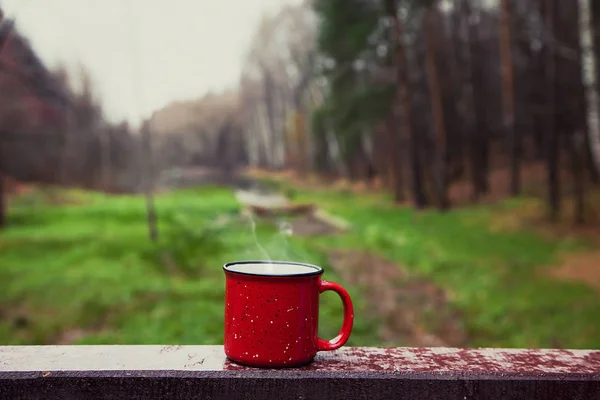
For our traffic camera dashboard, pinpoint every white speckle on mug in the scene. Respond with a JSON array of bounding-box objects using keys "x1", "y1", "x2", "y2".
[
  {"x1": 270, "y1": 321, "x2": 274, "y2": 324},
  {"x1": 251, "y1": 319, "x2": 254, "y2": 323},
  {"x1": 287, "y1": 308, "x2": 294, "y2": 312}
]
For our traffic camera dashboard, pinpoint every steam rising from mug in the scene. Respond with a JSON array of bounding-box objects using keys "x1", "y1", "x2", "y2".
[
  {"x1": 249, "y1": 214, "x2": 271, "y2": 262},
  {"x1": 247, "y1": 213, "x2": 295, "y2": 274}
]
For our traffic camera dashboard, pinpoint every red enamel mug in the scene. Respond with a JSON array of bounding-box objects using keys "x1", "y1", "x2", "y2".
[{"x1": 223, "y1": 260, "x2": 354, "y2": 368}]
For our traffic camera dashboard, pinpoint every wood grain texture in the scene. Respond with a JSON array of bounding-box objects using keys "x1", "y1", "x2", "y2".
[{"x1": 1, "y1": 346, "x2": 599, "y2": 399}]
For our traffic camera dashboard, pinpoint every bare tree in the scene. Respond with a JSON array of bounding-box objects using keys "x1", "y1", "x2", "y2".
[
  {"x1": 424, "y1": 3, "x2": 449, "y2": 210},
  {"x1": 0, "y1": 14, "x2": 72, "y2": 226},
  {"x1": 140, "y1": 122, "x2": 158, "y2": 241},
  {"x1": 388, "y1": 0, "x2": 427, "y2": 207},
  {"x1": 384, "y1": 0, "x2": 404, "y2": 202},
  {"x1": 464, "y1": 0, "x2": 490, "y2": 199},
  {"x1": 499, "y1": 0, "x2": 519, "y2": 196},
  {"x1": 240, "y1": 2, "x2": 317, "y2": 171},
  {"x1": 578, "y1": 0, "x2": 600, "y2": 177},
  {"x1": 542, "y1": 0, "x2": 560, "y2": 220}
]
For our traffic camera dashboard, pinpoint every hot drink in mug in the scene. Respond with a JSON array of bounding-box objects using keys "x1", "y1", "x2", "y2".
[{"x1": 223, "y1": 261, "x2": 354, "y2": 368}]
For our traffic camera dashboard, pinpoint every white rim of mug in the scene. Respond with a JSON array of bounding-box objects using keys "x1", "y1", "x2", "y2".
[{"x1": 223, "y1": 260, "x2": 324, "y2": 277}]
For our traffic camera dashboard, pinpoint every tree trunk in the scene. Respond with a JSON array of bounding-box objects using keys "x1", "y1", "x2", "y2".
[
  {"x1": 446, "y1": 3, "x2": 467, "y2": 187},
  {"x1": 584, "y1": 0, "x2": 600, "y2": 180},
  {"x1": 141, "y1": 124, "x2": 158, "y2": 241},
  {"x1": 530, "y1": 1, "x2": 547, "y2": 161},
  {"x1": 569, "y1": 0, "x2": 588, "y2": 223},
  {"x1": 499, "y1": 0, "x2": 519, "y2": 196},
  {"x1": 424, "y1": 7, "x2": 449, "y2": 210},
  {"x1": 384, "y1": 116, "x2": 403, "y2": 197},
  {"x1": 313, "y1": 130, "x2": 330, "y2": 175},
  {"x1": 289, "y1": 109, "x2": 308, "y2": 175},
  {"x1": 466, "y1": 0, "x2": 490, "y2": 197},
  {"x1": 275, "y1": 86, "x2": 288, "y2": 169},
  {"x1": 389, "y1": 0, "x2": 427, "y2": 207},
  {"x1": 326, "y1": 128, "x2": 346, "y2": 178},
  {"x1": 394, "y1": 22, "x2": 428, "y2": 208},
  {"x1": 291, "y1": 78, "x2": 309, "y2": 174},
  {"x1": 544, "y1": 0, "x2": 560, "y2": 220},
  {"x1": 255, "y1": 109, "x2": 271, "y2": 168},
  {"x1": 262, "y1": 71, "x2": 279, "y2": 169},
  {"x1": 388, "y1": 117, "x2": 404, "y2": 202},
  {"x1": 101, "y1": 129, "x2": 112, "y2": 189},
  {"x1": 569, "y1": 131, "x2": 586, "y2": 224},
  {"x1": 358, "y1": 134, "x2": 376, "y2": 186},
  {"x1": 456, "y1": 0, "x2": 479, "y2": 200},
  {"x1": 385, "y1": 1, "x2": 404, "y2": 202}
]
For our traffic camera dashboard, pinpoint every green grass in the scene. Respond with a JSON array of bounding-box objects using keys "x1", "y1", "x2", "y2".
[
  {"x1": 291, "y1": 187, "x2": 600, "y2": 349},
  {"x1": 1, "y1": 183, "x2": 599, "y2": 349},
  {"x1": 0, "y1": 186, "x2": 379, "y2": 346}
]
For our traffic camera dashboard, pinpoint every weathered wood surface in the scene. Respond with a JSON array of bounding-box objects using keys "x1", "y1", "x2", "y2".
[{"x1": 1, "y1": 346, "x2": 599, "y2": 399}]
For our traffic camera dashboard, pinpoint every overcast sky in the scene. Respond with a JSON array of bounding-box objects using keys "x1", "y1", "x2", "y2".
[{"x1": 2, "y1": 0, "x2": 299, "y2": 127}]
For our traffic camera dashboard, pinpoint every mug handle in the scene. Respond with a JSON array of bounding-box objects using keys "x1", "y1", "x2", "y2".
[{"x1": 317, "y1": 280, "x2": 354, "y2": 351}]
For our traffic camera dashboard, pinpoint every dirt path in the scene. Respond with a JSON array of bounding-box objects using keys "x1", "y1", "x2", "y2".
[
  {"x1": 547, "y1": 251, "x2": 600, "y2": 291},
  {"x1": 327, "y1": 249, "x2": 467, "y2": 347},
  {"x1": 239, "y1": 188, "x2": 469, "y2": 347}
]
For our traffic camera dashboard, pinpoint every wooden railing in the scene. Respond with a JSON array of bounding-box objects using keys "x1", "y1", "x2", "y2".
[{"x1": 1, "y1": 346, "x2": 599, "y2": 399}]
